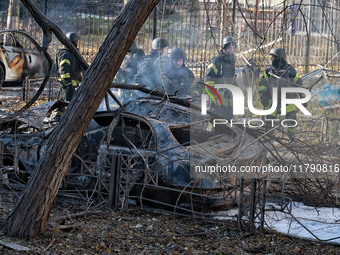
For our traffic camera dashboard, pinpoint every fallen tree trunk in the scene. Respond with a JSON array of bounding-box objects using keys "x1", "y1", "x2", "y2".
[{"x1": 3, "y1": 0, "x2": 160, "y2": 239}]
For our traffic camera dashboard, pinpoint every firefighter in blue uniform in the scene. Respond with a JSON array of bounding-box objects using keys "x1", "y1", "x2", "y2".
[
  {"x1": 161, "y1": 48, "x2": 195, "y2": 97},
  {"x1": 259, "y1": 48, "x2": 302, "y2": 140},
  {"x1": 56, "y1": 32, "x2": 84, "y2": 103},
  {"x1": 116, "y1": 42, "x2": 145, "y2": 85},
  {"x1": 205, "y1": 36, "x2": 237, "y2": 118},
  {"x1": 135, "y1": 37, "x2": 169, "y2": 90}
]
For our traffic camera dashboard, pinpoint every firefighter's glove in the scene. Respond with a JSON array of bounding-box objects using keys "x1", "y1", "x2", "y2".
[{"x1": 63, "y1": 83, "x2": 72, "y2": 89}]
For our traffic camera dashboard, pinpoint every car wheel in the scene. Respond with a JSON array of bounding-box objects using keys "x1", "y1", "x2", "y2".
[{"x1": 0, "y1": 64, "x2": 5, "y2": 87}]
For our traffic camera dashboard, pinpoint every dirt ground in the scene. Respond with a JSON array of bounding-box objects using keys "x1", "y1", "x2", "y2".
[{"x1": 0, "y1": 186, "x2": 339, "y2": 255}]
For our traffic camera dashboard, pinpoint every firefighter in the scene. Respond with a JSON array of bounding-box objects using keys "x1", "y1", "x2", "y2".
[
  {"x1": 115, "y1": 42, "x2": 145, "y2": 103},
  {"x1": 135, "y1": 37, "x2": 169, "y2": 90},
  {"x1": 205, "y1": 36, "x2": 237, "y2": 118},
  {"x1": 163, "y1": 47, "x2": 195, "y2": 97},
  {"x1": 116, "y1": 42, "x2": 145, "y2": 85},
  {"x1": 56, "y1": 32, "x2": 84, "y2": 103},
  {"x1": 259, "y1": 48, "x2": 302, "y2": 142}
]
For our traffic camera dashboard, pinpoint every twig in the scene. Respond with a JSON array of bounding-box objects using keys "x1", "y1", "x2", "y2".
[
  {"x1": 43, "y1": 237, "x2": 55, "y2": 252},
  {"x1": 0, "y1": 240, "x2": 30, "y2": 251},
  {"x1": 53, "y1": 210, "x2": 101, "y2": 223},
  {"x1": 58, "y1": 223, "x2": 82, "y2": 230}
]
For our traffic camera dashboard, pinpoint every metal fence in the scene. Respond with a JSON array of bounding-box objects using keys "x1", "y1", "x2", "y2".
[
  {"x1": 1, "y1": 0, "x2": 340, "y2": 78},
  {"x1": 96, "y1": 149, "x2": 276, "y2": 232}
]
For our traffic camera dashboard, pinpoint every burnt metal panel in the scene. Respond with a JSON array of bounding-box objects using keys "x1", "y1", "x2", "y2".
[{"x1": 0, "y1": 30, "x2": 48, "y2": 84}]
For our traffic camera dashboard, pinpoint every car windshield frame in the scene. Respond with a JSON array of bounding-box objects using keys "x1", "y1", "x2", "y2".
[{"x1": 0, "y1": 30, "x2": 43, "y2": 52}]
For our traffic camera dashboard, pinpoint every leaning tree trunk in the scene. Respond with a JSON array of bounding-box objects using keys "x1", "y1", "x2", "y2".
[{"x1": 4, "y1": 0, "x2": 160, "y2": 239}]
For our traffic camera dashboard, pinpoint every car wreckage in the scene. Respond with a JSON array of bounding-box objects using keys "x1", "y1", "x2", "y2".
[
  {"x1": 0, "y1": 30, "x2": 49, "y2": 87},
  {"x1": 0, "y1": 92, "x2": 266, "y2": 209}
]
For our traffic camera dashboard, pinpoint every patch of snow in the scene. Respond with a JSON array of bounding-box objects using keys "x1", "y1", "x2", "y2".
[
  {"x1": 265, "y1": 202, "x2": 340, "y2": 243},
  {"x1": 216, "y1": 202, "x2": 340, "y2": 244}
]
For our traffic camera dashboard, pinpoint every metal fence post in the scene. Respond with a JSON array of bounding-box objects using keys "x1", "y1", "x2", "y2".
[
  {"x1": 153, "y1": 7, "x2": 157, "y2": 40},
  {"x1": 305, "y1": 0, "x2": 313, "y2": 74},
  {"x1": 249, "y1": 178, "x2": 256, "y2": 231},
  {"x1": 237, "y1": 177, "x2": 245, "y2": 231},
  {"x1": 108, "y1": 154, "x2": 117, "y2": 209}
]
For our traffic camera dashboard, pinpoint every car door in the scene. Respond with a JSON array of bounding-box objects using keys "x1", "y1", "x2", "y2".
[
  {"x1": 13, "y1": 32, "x2": 48, "y2": 79},
  {"x1": 0, "y1": 31, "x2": 24, "y2": 82}
]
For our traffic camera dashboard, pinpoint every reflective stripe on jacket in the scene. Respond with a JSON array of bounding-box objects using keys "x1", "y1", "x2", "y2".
[
  {"x1": 56, "y1": 48, "x2": 84, "y2": 87},
  {"x1": 205, "y1": 50, "x2": 236, "y2": 85}
]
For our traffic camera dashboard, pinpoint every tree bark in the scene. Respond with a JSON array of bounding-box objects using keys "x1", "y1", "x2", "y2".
[{"x1": 4, "y1": 0, "x2": 160, "y2": 239}]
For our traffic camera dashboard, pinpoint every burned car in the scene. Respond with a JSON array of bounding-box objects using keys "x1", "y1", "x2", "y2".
[
  {"x1": 0, "y1": 30, "x2": 49, "y2": 87},
  {"x1": 0, "y1": 93, "x2": 265, "y2": 209},
  {"x1": 0, "y1": 100, "x2": 107, "y2": 185},
  {"x1": 95, "y1": 96, "x2": 265, "y2": 209}
]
